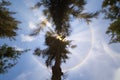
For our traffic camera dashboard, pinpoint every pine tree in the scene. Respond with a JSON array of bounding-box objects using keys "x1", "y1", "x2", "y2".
[
  {"x1": 32, "y1": 0, "x2": 98, "y2": 80},
  {"x1": 0, "y1": 0, "x2": 20, "y2": 39},
  {"x1": 0, "y1": 0, "x2": 24, "y2": 74},
  {"x1": 102, "y1": 0, "x2": 120, "y2": 43}
]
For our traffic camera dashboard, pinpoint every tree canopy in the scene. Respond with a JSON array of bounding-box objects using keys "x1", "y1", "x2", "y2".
[
  {"x1": 31, "y1": 0, "x2": 98, "y2": 80},
  {"x1": 102, "y1": 0, "x2": 120, "y2": 43},
  {"x1": 31, "y1": 0, "x2": 98, "y2": 36},
  {"x1": 0, "y1": 44, "x2": 27, "y2": 74},
  {"x1": 0, "y1": 0, "x2": 20, "y2": 39},
  {"x1": 0, "y1": 0, "x2": 25, "y2": 74},
  {"x1": 34, "y1": 31, "x2": 71, "y2": 80}
]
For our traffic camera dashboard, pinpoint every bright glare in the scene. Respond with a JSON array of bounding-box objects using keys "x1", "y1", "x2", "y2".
[{"x1": 56, "y1": 35, "x2": 66, "y2": 42}]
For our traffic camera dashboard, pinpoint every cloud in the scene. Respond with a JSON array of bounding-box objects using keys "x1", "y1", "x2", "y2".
[
  {"x1": 21, "y1": 34, "x2": 35, "y2": 42},
  {"x1": 23, "y1": 0, "x2": 36, "y2": 8},
  {"x1": 67, "y1": 43, "x2": 117, "y2": 80},
  {"x1": 14, "y1": 55, "x2": 51, "y2": 80},
  {"x1": 14, "y1": 72, "x2": 31, "y2": 80},
  {"x1": 28, "y1": 21, "x2": 37, "y2": 30},
  {"x1": 114, "y1": 68, "x2": 120, "y2": 80},
  {"x1": 66, "y1": 20, "x2": 120, "y2": 80},
  {"x1": 11, "y1": 1, "x2": 120, "y2": 80},
  {"x1": 14, "y1": 45, "x2": 23, "y2": 51},
  {"x1": 68, "y1": 29, "x2": 92, "y2": 42}
]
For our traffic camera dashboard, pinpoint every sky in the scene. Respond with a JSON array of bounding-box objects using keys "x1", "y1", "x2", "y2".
[{"x1": 0, "y1": 0, "x2": 120, "y2": 80}]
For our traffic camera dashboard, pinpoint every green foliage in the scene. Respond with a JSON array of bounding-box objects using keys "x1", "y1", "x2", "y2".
[
  {"x1": 0, "y1": 0, "x2": 28, "y2": 74},
  {"x1": 33, "y1": 31, "x2": 71, "y2": 80},
  {"x1": 106, "y1": 18, "x2": 120, "y2": 43},
  {"x1": 102, "y1": 0, "x2": 120, "y2": 43},
  {"x1": 102, "y1": 0, "x2": 120, "y2": 20},
  {"x1": 34, "y1": 31, "x2": 71, "y2": 67},
  {"x1": 32, "y1": 1, "x2": 98, "y2": 80},
  {"x1": 0, "y1": 44, "x2": 25, "y2": 74},
  {"x1": 31, "y1": 0, "x2": 98, "y2": 36},
  {"x1": 0, "y1": 0, "x2": 20, "y2": 39}
]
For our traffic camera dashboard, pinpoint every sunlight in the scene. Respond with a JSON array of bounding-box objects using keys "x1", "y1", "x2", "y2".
[
  {"x1": 1, "y1": 0, "x2": 120, "y2": 80},
  {"x1": 31, "y1": 24, "x2": 94, "y2": 73},
  {"x1": 56, "y1": 35, "x2": 66, "y2": 42}
]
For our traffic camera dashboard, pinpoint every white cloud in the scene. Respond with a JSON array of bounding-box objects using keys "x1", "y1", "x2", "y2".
[
  {"x1": 14, "y1": 72, "x2": 31, "y2": 80},
  {"x1": 29, "y1": 21, "x2": 36, "y2": 30},
  {"x1": 67, "y1": 43, "x2": 117, "y2": 80},
  {"x1": 68, "y1": 29, "x2": 92, "y2": 42},
  {"x1": 14, "y1": 55, "x2": 51, "y2": 80},
  {"x1": 114, "y1": 68, "x2": 120, "y2": 80},
  {"x1": 38, "y1": 16, "x2": 46, "y2": 21},
  {"x1": 14, "y1": 45, "x2": 23, "y2": 51},
  {"x1": 23, "y1": 0, "x2": 36, "y2": 7},
  {"x1": 21, "y1": 34, "x2": 35, "y2": 42},
  {"x1": 38, "y1": 17, "x2": 52, "y2": 28},
  {"x1": 66, "y1": 20, "x2": 120, "y2": 80},
  {"x1": 11, "y1": 1, "x2": 120, "y2": 80}
]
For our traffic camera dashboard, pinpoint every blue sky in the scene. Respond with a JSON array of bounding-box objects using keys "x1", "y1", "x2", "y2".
[{"x1": 0, "y1": 0, "x2": 120, "y2": 80}]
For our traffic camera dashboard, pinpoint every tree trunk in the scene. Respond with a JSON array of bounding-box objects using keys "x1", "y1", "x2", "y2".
[{"x1": 51, "y1": 55, "x2": 63, "y2": 80}]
